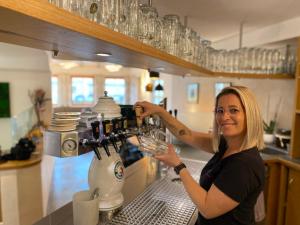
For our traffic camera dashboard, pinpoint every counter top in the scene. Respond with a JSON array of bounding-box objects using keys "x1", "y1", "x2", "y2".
[
  {"x1": 0, "y1": 142, "x2": 43, "y2": 170},
  {"x1": 0, "y1": 152, "x2": 42, "y2": 170},
  {"x1": 262, "y1": 152, "x2": 300, "y2": 170}
]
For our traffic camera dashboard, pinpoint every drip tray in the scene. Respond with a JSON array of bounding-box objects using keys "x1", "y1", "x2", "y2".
[{"x1": 107, "y1": 177, "x2": 196, "y2": 225}]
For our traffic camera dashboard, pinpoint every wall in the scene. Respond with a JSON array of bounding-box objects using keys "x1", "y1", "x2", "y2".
[
  {"x1": 213, "y1": 16, "x2": 300, "y2": 49},
  {"x1": 0, "y1": 43, "x2": 51, "y2": 150},
  {"x1": 170, "y1": 75, "x2": 295, "y2": 133}
]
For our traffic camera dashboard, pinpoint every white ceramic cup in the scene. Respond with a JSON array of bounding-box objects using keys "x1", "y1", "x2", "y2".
[{"x1": 72, "y1": 190, "x2": 100, "y2": 225}]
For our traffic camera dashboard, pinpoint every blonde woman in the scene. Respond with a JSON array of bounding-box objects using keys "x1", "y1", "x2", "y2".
[{"x1": 135, "y1": 86, "x2": 265, "y2": 225}]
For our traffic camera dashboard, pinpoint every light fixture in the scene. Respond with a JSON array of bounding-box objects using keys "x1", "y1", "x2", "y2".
[
  {"x1": 149, "y1": 70, "x2": 159, "y2": 80},
  {"x1": 155, "y1": 83, "x2": 164, "y2": 91},
  {"x1": 152, "y1": 67, "x2": 165, "y2": 71},
  {"x1": 105, "y1": 63, "x2": 122, "y2": 72},
  {"x1": 145, "y1": 83, "x2": 153, "y2": 92},
  {"x1": 59, "y1": 62, "x2": 79, "y2": 69},
  {"x1": 96, "y1": 53, "x2": 111, "y2": 57}
]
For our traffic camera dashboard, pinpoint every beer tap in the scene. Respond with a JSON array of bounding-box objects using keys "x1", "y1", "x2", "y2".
[
  {"x1": 100, "y1": 137, "x2": 111, "y2": 157},
  {"x1": 84, "y1": 121, "x2": 102, "y2": 160}
]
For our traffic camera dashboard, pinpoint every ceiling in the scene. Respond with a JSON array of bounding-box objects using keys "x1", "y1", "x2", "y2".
[{"x1": 141, "y1": 0, "x2": 300, "y2": 42}]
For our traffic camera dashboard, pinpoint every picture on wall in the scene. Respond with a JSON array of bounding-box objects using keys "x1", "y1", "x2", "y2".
[
  {"x1": 187, "y1": 83, "x2": 199, "y2": 103},
  {"x1": 0, "y1": 82, "x2": 11, "y2": 118},
  {"x1": 215, "y1": 82, "x2": 231, "y2": 96}
]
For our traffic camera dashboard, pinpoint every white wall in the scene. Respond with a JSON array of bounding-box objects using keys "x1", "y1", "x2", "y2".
[
  {"x1": 0, "y1": 43, "x2": 51, "y2": 149},
  {"x1": 170, "y1": 75, "x2": 295, "y2": 133},
  {"x1": 213, "y1": 16, "x2": 300, "y2": 49}
]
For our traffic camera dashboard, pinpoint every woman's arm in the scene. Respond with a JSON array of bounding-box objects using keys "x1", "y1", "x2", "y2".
[
  {"x1": 135, "y1": 101, "x2": 214, "y2": 153},
  {"x1": 155, "y1": 145, "x2": 239, "y2": 219}
]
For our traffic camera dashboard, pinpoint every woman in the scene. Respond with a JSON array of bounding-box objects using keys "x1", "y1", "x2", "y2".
[{"x1": 135, "y1": 86, "x2": 265, "y2": 225}]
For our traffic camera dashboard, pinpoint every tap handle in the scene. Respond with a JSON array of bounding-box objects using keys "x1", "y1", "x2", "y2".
[
  {"x1": 169, "y1": 110, "x2": 172, "y2": 115},
  {"x1": 91, "y1": 121, "x2": 100, "y2": 140},
  {"x1": 174, "y1": 109, "x2": 178, "y2": 119},
  {"x1": 101, "y1": 138, "x2": 111, "y2": 156},
  {"x1": 80, "y1": 139, "x2": 101, "y2": 160},
  {"x1": 135, "y1": 106, "x2": 143, "y2": 128},
  {"x1": 93, "y1": 148, "x2": 101, "y2": 160},
  {"x1": 110, "y1": 134, "x2": 120, "y2": 153}
]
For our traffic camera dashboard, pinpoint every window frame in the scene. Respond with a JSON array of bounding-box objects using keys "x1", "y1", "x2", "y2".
[
  {"x1": 103, "y1": 77, "x2": 127, "y2": 105},
  {"x1": 51, "y1": 75, "x2": 59, "y2": 106},
  {"x1": 70, "y1": 75, "x2": 96, "y2": 107}
]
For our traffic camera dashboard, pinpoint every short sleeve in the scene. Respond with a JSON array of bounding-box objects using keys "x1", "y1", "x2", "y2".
[{"x1": 213, "y1": 159, "x2": 259, "y2": 202}]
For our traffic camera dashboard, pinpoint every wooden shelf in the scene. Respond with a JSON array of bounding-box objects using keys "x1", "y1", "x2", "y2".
[
  {"x1": 0, "y1": 0, "x2": 213, "y2": 77},
  {"x1": 0, "y1": 0, "x2": 295, "y2": 80}
]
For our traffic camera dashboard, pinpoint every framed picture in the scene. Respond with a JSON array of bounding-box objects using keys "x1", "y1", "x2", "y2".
[
  {"x1": 187, "y1": 83, "x2": 199, "y2": 103},
  {"x1": 215, "y1": 82, "x2": 231, "y2": 96}
]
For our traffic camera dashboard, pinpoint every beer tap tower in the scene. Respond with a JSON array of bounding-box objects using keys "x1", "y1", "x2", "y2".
[{"x1": 81, "y1": 119, "x2": 126, "y2": 222}]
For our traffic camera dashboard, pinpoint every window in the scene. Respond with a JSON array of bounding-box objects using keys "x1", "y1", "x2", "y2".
[
  {"x1": 71, "y1": 77, "x2": 95, "y2": 105},
  {"x1": 104, "y1": 78, "x2": 126, "y2": 104},
  {"x1": 152, "y1": 80, "x2": 164, "y2": 104},
  {"x1": 215, "y1": 82, "x2": 231, "y2": 96},
  {"x1": 51, "y1": 76, "x2": 58, "y2": 105}
]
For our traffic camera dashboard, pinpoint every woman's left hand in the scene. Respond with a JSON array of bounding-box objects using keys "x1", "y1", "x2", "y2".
[{"x1": 154, "y1": 144, "x2": 182, "y2": 167}]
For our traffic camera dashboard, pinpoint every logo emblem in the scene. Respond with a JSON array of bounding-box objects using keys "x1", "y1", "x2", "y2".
[{"x1": 114, "y1": 161, "x2": 124, "y2": 180}]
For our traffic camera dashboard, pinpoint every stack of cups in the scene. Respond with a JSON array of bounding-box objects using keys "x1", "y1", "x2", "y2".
[{"x1": 73, "y1": 190, "x2": 100, "y2": 225}]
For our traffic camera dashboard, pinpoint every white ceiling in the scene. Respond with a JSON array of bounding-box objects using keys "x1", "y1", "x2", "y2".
[{"x1": 141, "y1": 0, "x2": 300, "y2": 42}]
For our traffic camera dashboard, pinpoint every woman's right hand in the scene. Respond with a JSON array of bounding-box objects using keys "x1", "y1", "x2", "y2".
[{"x1": 134, "y1": 101, "x2": 164, "y2": 119}]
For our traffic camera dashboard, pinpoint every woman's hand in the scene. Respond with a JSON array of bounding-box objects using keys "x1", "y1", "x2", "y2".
[
  {"x1": 134, "y1": 101, "x2": 164, "y2": 119},
  {"x1": 154, "y1": 144, "x2": 182, "y2": 167}
]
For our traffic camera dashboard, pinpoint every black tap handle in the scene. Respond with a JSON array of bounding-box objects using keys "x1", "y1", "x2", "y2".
[
  {"x1": 93, "y1": 148, "x2": 101, "y2": 160},
  {"x1": 80, "y1": 139, "x2": 101, "y2": 160},
  {"x1": 91, "y1": 121, "x2": 100, "y2": 140},
  {"x1": 101, "y1": 138, "x2": 111, "y2": 157},
  {"x1": 174, "y1": 109, "x2": 178, "y2": 119},
  {"x1": 169, "y1": 110, "x2": 173, "y2": 115},
  {"x1": 110, "y1": 134, "x2": 120, "y2": 153}
]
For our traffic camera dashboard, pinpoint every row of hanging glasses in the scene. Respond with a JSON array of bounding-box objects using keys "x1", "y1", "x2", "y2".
[
  {"x1": 48, "y1": 0, "x2": 297, "y2": 75},
  {"x1": 205, "y1": 46, "x2": 296, "y2": 75}
]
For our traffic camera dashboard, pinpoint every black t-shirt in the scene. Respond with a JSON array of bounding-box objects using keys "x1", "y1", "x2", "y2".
[{"x1": 195, "y1": 139, "x2": 265, "y2": 225}]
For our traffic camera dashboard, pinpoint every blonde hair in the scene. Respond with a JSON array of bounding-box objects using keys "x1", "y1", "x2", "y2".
[{"x1": 212, "y1": 86, "x2": 264, "y2": 152}]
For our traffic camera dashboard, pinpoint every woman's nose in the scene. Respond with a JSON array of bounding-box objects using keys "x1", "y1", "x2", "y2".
[{"x1": 221, "y1": 111, "x2": 231, "y2": 119}]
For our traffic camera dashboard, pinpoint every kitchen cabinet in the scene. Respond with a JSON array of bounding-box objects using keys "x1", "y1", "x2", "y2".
[
  {"x1": 284, "y1": 168, "x2": 300, "y2": 225},
  {"x1": 0, "y1": 0, "x2": 294, "y2": 80},
  {"x1": 264, "y1": 161, "x2": 281, "y2": 225},
  {"x1": 264, "y1": 159, "x2": 300, "y2": 225},
  {"x1": 290, "y1": 38, "x2": 300, "y2": 158}
]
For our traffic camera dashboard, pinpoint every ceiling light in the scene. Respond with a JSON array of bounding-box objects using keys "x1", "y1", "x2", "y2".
[
  {"x1": 149, "y1": 71, "x2": 159, "y2": 80},
  {"x1": 105, "y1": 64, "x2": 122, "y2": 72},
  {"x1": 59, "y1": 62, "x2": 79, "y2": 69},
  {"x1": 96, "y1": 53, "x2": 111, "y2": 57},
  {"x1": 145, "y1": 83, "x2": 153, "y2": 92},
  {"x1": 153, "y1": 67, "x2": 165, "y2": 71},
  {"x1": 154, "y1": 83, "x2": 164, "y2": 91}
]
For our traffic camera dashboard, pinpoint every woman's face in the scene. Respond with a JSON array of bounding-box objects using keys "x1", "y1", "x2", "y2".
[{"x1": 215, "y1": 94, "x2": 246, "y2": 139}]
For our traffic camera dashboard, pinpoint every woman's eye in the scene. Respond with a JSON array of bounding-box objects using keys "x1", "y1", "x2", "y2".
[
  {"x1": 229, "y1": 108, "x2": 239, "y2": 114},
  {"x1": 216, "y1": 109, "x2": 224, "y2": 114}
]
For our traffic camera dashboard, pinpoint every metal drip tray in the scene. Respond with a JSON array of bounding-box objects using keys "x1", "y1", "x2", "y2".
[{"x1": 107, "y1": 178, "x2": 196, "y2": 225}]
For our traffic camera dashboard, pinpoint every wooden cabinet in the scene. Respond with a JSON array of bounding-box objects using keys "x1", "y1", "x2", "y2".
[
  {"x1": 265, "y1": 160, "x2": 300, "y2": 225},
  {"x1": 265, "y1": 162, "x2": 281, "y2": 225},
  {"x1": 290, "y1": 38, "x2": 300, "y2": 158},
  {"x1": 285, "y1": 168, "x2": 300, "y2": 225}
]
